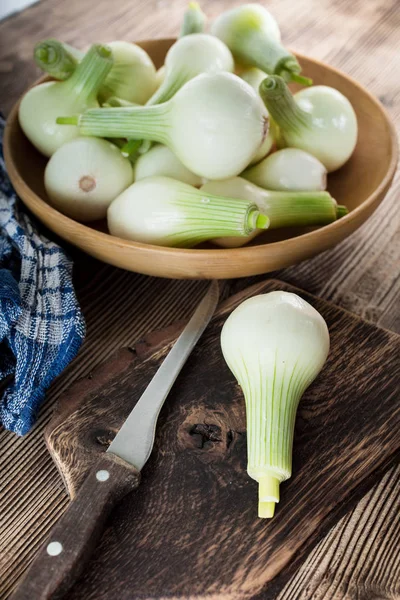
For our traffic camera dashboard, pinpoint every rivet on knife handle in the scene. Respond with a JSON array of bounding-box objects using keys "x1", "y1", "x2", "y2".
[
  {"x1": 10, "y1": 281, "x2": 219, "y2": 600},
  {"x1": 11, "y1": 454, "x2": 140, "y2": 600}
]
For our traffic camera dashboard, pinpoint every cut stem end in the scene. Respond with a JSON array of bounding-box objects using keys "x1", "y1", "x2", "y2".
[
  {"x1": 256, "y1": 213, "x2": 270, "y2": 230},
  {"x1": 259, "y1": 475, "x2": 280, "y2": 503},
  {"x1": 258, "y1": 501, "x2": 276, "y2": 519},
  {"x1": 286, "y1": 72, "x2": 313, "y2": 86},
  {"x1": 336, "y1": 205, "x2": 349, "y2": 218},
  {"x1": 56, "y1": 116, "x2": 79, "y2": 125}
]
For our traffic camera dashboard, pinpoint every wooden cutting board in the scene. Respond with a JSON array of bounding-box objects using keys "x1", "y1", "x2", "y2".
[{"x1": 45, "y1": 279, "x2": 400, "y2": 599}]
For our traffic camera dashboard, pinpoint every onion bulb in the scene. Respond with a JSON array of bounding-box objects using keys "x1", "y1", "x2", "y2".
[
  {"x1": 146, "y1": 34, "x2": 234, "y2": 106},
  {"x1": 260, "y1": 76, "x2": 358, "y2": 172},
  {"x1": 180, "y1": 2, "x2": 207, "y2": 36},
  {"x1": 99, "y1": 41, "x2": 157, "y2": 105},
  {"x1": 59, "y1": 72, "x2": 269, "y2": 180},
  {"x1": 221, "y1": 291, "x2": 330, "y2": 517},
  {"x1": 240, "y1": 66, "x2": 275, "y2": 165},
  {"x1": 243, "y1": 148, "x2": 327, "y2": 191},
  {"x1": 19, "y1": 44, "x2": 113, "y2": 157},
  {"x1": 34, "y1": 39, "x2": 157, "y2": 105},
  {"x1": 211, "y1": 4, "x2": 312, "y2": 85},
  {"x1": 133, "y1": 144, "x2": 203, "y2": 186},
  {"x1": 107, "y1": 175, "x2": 269, "y2": 247},
  {"x1": 44, "y1": 137, "x2": 133, "y2": 221},
  {"x1": 200, "y1": 177, "x2": 347, "y2": 248}
]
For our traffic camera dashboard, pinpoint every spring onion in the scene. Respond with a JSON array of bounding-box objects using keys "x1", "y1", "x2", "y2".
[
  {"x1": 44, "y1": 137, "x2": 133, "y2": 221},
  {"x1": 201, "y1": 177, "x2": 347, "y2": 248},
  {"x1": 260, "y1": 76, "x2": 358, "y2": 172},
  {"x1": 240, "y1": 66, "x2": 275, "y2": 165},
  {"x1": 180, "y1": 2, "x2": 207, "y2": 36},
  {"x1": 133, "y1": 144, "x2": 203, "y2": 186},
  {"x1": 221, "y1": 291, "x2": 330, "y2": 518},
  {"x1": 34, "y1": 39, "x2": 157, "y2": 105},
  {"x1": 243, "y1": 148, "x2": 327, "y2": 191},
  {"x1": 121, "y1": 34, "x2": 234, "y2": 158},
  {"x1": 19, "y1": 44, "x2": 113, "y2": 157},
  {"x1": 58, "y1": 73, "x2": 269, "y2": 180},
  {"x1": 146, "y1": 34, "x2": 234, "y2": 106},
  {"x1": 99, "y1": 41, "x2": 158, "y2": 105},
  {"x1": 107, "y1": 175, "x2": 269, "y2": 247},
  {"x1": 34, "y1": 39, "x2": 82, "y2": 80},
  {"x1": 211, "y1": 4, "x2": 312, "y2": 85}
]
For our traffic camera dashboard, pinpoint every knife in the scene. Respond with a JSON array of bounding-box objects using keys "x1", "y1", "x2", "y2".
[{"x1": 11, "y1": 280, "x2": 220, "y2": 600}]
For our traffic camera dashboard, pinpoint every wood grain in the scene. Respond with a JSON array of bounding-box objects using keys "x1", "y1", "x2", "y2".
[
  {"x1": 0, "y1": 0, "x2": 399, "y2": 598},
  {"x1": 34, "y1": 279, "x2": 400, "y2": 599}
]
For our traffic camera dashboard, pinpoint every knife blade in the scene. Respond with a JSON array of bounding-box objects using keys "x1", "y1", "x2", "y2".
[
  {"x1": 11, "y1": 281, "x2": 220, "y2": 600},
  {"x1": 107, "y1": 279, "x2": 220, "y2": 469}
]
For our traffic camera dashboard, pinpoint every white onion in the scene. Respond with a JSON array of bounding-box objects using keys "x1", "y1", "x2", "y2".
[
  {"x1": 147, "y1": 34, "x2": 234, "y2": 105},
  {"x1": 19, "y1": 44, "x2": 113, "y2": 157},
  {"x1": 107, "y1": 175, "x2": 268, "y2": 247},
  {"x1": 101, "y1": 41, "x2": 158, "y2": 105},
  {"x1": 201, "y1": 176, "x2": 344, "y2": 248},
  {"x1": 66, "y1": 72, "x2": 269, "y2": 180},
  {"x1": 243, "y1": 148, "x2": 327, "y2": 191},
  {"x1": 260, "y1": 76, "x2": 358, "y2": 172},
  {"x1": 133, "y1": 144, "x2": 203, "y2": 186},
  {"x1": 221, "y1": 291, "x2": 330, "y2": 517},
  {"x1": 44, "y1": 137, "x2": 133, "y2": 221}
]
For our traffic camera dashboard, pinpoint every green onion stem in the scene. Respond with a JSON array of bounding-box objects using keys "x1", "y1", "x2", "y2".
[
  {"x1": 34, "y1": 39, "x2": 83, "y2": 80},
  {"x1": 259, "y1": 75, "x2": 312, "y2": 136},
  {"x1": 146, "y1": 70, "x2": 189, "y2": 106},
  {"x1": 257, "y1": 190, "x2": 341, "y2": 228},
  {"x1": 58, "y1": 104, "x2": 171, "y2": 143},
  {"x1": 63, "y1": 44, "x2": 113, "y2": 103},
  {"x1": 121, "y1": 139, "x2": 143, "y2": 158},
  {"x1": 336, "y1": 205, "x2": 349, "y2": 218},
  {"x1": 166, "y1": 194, "x2": 269, "y2": 247},
  {"x1": 102, "y1": 96, "x2": 136, "y2": 108},
  {"x1": 232, "y1": 29, "x2": 311, "y2": 84},
  {"x1": 179, "y1": 1, "x2": 207, "y2": 36}
]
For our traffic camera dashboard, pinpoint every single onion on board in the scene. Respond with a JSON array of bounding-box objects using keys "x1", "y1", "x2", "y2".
[
  {"x1": 240, "y1": 66, "x2": 275, "y2": 165},
  {"x1": 146, "y1": 34, "x2": 234, "y2": 106},
  {"x1": 221, "y1": 291, "x2": 330, "y2": 518}
]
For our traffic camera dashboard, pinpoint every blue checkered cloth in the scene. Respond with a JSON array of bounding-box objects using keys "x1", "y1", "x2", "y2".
[{"x1": 0, "y1": 116, "x2": 85, "y2": 435}]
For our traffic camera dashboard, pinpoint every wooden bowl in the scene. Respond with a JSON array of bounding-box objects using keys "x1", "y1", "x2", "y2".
[{"x1": 4, "y1": 39, "x2": 398, "y2": 280}]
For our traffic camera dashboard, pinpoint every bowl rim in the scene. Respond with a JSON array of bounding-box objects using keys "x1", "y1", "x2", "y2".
[{"x1": 4, "y1": 45, "x2": 399, "y2": 261}]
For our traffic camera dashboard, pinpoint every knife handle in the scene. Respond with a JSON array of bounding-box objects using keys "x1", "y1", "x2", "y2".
[{"x1": 11, "y1": 453, "x2": 140, "y2": 600}]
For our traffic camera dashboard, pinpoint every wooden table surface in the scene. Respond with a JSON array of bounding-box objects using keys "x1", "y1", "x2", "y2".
[{"x1": 0, "y1": 0, "x2": 399, "y2": 598}]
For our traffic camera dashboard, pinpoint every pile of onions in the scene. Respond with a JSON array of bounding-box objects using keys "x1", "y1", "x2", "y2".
[{"x1": 20, "y1": 1, "x2": 357, "y2": 246}]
